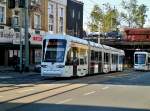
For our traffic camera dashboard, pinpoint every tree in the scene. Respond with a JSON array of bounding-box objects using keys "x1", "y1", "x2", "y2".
[
  {"x1": 136, "y1": 4, "x2": 148, "y2": 28},
  {"x1": 102, "y1": 3, "x2": 119, "y2": 32},
  {"x1": 120, "y1": 0, "x2": 148, "y2": 28},
  {"x1": 88, "y1": 3, "x2": 119, "y2": 32},
  {"x1": 88, "y1": 5, "x2": 102, "y2": 32}
]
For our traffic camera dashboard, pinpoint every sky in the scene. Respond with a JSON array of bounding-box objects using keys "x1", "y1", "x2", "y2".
[{"x1": 78, "y1": 0, "x2": 150, "y2": 30}]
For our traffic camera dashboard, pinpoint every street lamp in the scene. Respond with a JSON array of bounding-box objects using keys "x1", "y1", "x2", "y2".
[{"x1": 24, "y1": 0, "x2": 29, "y2": 71}]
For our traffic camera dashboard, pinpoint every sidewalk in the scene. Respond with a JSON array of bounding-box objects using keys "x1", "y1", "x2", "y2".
[
  {"x1": 0, "y1": 66, "x2": 40, "y2": 76},
  {"x1": 0, "y1": 66, "x2": 14, "y2": 73}
]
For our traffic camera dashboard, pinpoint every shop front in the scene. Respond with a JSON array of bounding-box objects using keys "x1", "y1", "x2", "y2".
[
  {"x1": 0, "y1": 31, "x2": 43, "y2": 67},
  {"x1": 29, "y1": 34, "x2": 42, "y2": 65}
]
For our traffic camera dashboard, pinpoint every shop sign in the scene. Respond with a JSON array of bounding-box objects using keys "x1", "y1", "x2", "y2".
[
  {"x1": 0, "y1": 30, "x2": 14, "y2": 43},
  {"x1": 30, "y1": 35, "x2": 43, "y2": 45}
]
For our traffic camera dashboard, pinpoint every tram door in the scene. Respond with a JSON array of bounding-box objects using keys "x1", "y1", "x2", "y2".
[{"x1": 72, "y1": 47, "x2": 78, "y2": 76}]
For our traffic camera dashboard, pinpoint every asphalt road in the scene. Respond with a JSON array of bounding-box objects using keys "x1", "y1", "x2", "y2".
[{"x1": 0, "y1": 69, "x2": 150, "y2": 111}]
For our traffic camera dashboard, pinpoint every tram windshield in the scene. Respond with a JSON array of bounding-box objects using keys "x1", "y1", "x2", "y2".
[
  {"x1": 43, "y1": 39, "x2": 67, "y2": 63},
  {"x1": 135, "y1": 54, "x2": 146, "y2": 64}
]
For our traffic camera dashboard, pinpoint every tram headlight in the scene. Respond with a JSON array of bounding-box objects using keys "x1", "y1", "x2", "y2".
[
  {"x1": 57, "y1": 65, "x2": 65, "y2": 68},
  {"x1": 41, "y1": 65, "x2": 47, "y2": 68}
]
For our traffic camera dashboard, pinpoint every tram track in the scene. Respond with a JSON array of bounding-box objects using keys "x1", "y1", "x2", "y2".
[
  {"x1": 0, "y1": 78, "x2": 57, "y2": 93},
  {"x1": 0, "y1": 71, "x2": 131, "y2": 111},
  {"x1": 0, "y1": 77, "x2": 86, "y2": 104},
  {"x1": 0, "y1": 72, "x2": 123, "y2": 111},
  {"x1": 0, "y1": 73, "x2": 56, "y2": 92},
  {"x1": 0, "y1": 82, "x2": 91, "y2": 111},
  {"x1": 0, "y1": 70, "x2": 125, "y2": 93}
]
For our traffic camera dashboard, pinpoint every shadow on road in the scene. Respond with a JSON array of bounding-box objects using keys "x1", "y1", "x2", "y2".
[
  {"x1": 4, "y1": 102, "x2": 149, "y2": 111},
  {"x1": 0, "y1": 70, "x2": 150, "y2": 86}
]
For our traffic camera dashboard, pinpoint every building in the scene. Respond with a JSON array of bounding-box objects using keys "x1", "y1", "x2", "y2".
[
  {"x1": 47, "y1": 0, "x2": 67, "y2": 34},
  {"x1": 66, "y1": 0, "x2": 83, "y2": 38},
  {"x1": 0, "y1": 0, "x2": 12, "y2": 66},
  {"x1": 0, "y1": 0, "x2": 67, "y2": 67}
]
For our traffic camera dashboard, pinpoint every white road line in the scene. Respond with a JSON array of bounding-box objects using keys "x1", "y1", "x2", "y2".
[
  {"x1": 102, "y1": 86, "x2": 109, "y2": 90},
  {"x1": 18, "y1": 89, "x2": 35, "y2": 93},
  {"x1": 83, "y1": 91, "x2": 96, "y2": 96},
  {"x1": 56, "y1": 98, "x2": 73, "y2": 104},
  {"x1": 129, "y1": 78, "x2": 137, "y2": 80},
  {"x1": 0, "y1": 96, "x2": 3, "y2": 98}
]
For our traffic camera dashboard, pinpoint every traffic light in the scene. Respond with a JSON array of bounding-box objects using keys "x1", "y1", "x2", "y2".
[
  {"x1": 18, "y1": 0, "x2": 25, "y2": 8},
  {"x1": 8, "y1": 0, "x2": 15, "y2": 9}
]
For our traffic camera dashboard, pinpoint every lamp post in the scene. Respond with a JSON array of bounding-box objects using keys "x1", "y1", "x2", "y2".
[
  {"x1": 24, "y1": 0, "x2": 29, "y2": 71},
  {"x1": 19, "y1": 9, "x2": 23, "y2": 72}
]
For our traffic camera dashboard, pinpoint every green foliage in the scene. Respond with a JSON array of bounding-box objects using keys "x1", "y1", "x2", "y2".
[
  {"x1": 88, "y1": 3, "x2": 119, "y2": 32},
  {"x1": 88, "y1": 0, "x2": 149, "y2": 32},
  {"x1": 120, "y1": 0, "x2": 148, "y2": 28},
  {"x1": 88, "y1": 5, "x2": 103, "y2": 32},
  {"x1": 136, "y1": 4, "x2": 148, "y2": 28}
]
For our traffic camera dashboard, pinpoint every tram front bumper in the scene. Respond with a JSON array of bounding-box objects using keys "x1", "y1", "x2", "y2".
[
  {"x1": 41, "y1": 70, "x2": 63, "y2": 77},
  {"x1": 134, "y1": 65, "x2": 148, "y2": 71}
]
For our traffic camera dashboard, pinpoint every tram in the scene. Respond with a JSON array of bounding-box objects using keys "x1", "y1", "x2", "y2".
[
  {"x1": 134, "y1": 51, "x2": 150, "y2": 71},
  {"x1": 41, "y1": 34, "x2": 125, "y2": 77}
]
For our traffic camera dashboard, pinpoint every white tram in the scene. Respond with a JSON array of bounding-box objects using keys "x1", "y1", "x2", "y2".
[
  {"x1": 134, "y1": 51, "x2": 150, "y2": 71},
  {"x1": 41, "y1": 34, "x2": 125, "y2": 77}
]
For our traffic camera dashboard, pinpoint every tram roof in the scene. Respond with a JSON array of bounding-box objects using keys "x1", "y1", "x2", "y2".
[
  {"x1": 44, "y1": 34, "x2": 89, "y2": 45},
  {"x1": 89, "y1": 41, "x2": 103, "y2": 48},
  {"x1": 134, "y1": 51, "x2": 149, "y2": 54},
  {"x1": 44, "y1": 34, "x2": 124, "y2": 53}
]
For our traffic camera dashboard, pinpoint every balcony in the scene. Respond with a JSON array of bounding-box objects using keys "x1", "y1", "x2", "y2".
[
  {"x1": 29, "y1": 0, "x2": 42, "y2": 13},
  {"x1": 0, "y1": 0, "x2": 6, "y2": 4}
]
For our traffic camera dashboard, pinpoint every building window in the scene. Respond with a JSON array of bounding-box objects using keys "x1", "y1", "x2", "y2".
[
  {"x1": 13, "y1": 16, "x2": 19, "y2": 27},
  {"x1": 59, "y1": 7, "x2": 64, "y2": 33},
  {"x1": 35, "y1": 49, "x2": 42, "y2": 64},
  {"x1": 60, "y1": 8, "x2": 63, "y2": 17},
  {"x1": 0, "y1": 6, "x2": 5, "y2": 23},
  {"x1": 59, "y1": 17, "x2": 63, "y2": 33},
  {"x1": 48, "y1": 3, "x2": 54, "y2": 32},
  {"x1": 72, "y1": 9, "x2": 75, "y2": 18},
  {"x1": 34, "y1": 14, "x2": 41, "y2": 29},
  {"x1": 49, "y1": 15, "x2": 54, "y2": 31},
  {"x1": 48, "y1": 4, "x2": 53, "y2": 14},
  {"x1": 31, "y1": 0, "x2": 40, "y2": 4}
]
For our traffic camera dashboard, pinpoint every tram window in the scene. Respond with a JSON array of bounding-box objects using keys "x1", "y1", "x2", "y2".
[
  {"x1": 114, "y1": 55, "x2": 118, "y2": 64},
  {"x1": 84, "y1": 57, "x2": 87, "y2": 64},
  {"x1": 98, "y1": 52, "x2": 102, "y2": 62},
  {"x1": 119, "y1": 56, "x2": 123, "y2": 64},
  {"x1": 95, "y1": 52, "x2": 98, "y2": 61},
  {"x1": 79, "y1": 48, "x2": 87, "y2": 65},
  {"x1": 91, "y1": 50, "x2": 95, "y2": 61},
  {"x1": 65, "y1": 48, "x2": 73, "y2": 65},
  {"x1": 148, "y1": 57, "x2": 150, "y2": 63},
  {"x1": 112, "y1": 54, "x2": 115, "y2": 64},
  {"x1": 80, "y1": 58, "x2": 84, "y2": 65},
  {"x1": 104, "y1": 53, "x2": 109, "y2": 63}
]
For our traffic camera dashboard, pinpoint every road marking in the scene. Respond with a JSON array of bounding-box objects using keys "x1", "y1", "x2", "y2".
[
  {"x1": 0, "y1": 96, "x2": 3, "y2": 98},
  {"x1": 102, "y1": 86, "x2": 109, "y2": 90},
  {"x1": 18, "y1": 89, "x2": 35, "y2": 93},
  {"x1": 83, "y1": 91, "x2": 96, "y2": 96},
  {"x1": 129, "y1": 78, "x2": 137, "y2": 80},
  {"x1": 56, "y1": 98, "x2": 73, "y2": 104}
]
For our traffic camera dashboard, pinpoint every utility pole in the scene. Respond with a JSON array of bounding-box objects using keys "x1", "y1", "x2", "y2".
[
  {"x1": 19, "y1": 9, "x2": 23, "y2": 72},
  {"x1": 24, "y1": 0, "x2": 29, "y2": 71}
]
